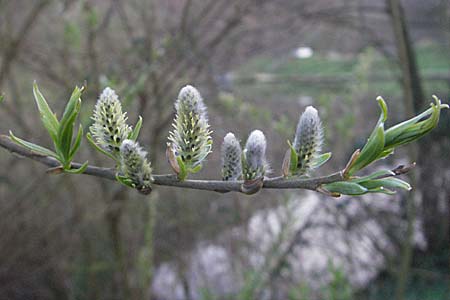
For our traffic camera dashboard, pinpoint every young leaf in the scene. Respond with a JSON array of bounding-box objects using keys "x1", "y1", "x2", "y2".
[
  {"x1": 323, "y1": 181, "x2": 368, "y2": 195},
  {"x1": 58, "y1": 87, "x2": 82, "y2": 161},
  {"x1": 176, "y1": 156, "x2": 187, "y2": 180},
  {"x1": 384, "y1": 96, "x2": 448, "y2": 150},
  {"x1": 358, "y1": 177, "x2": 411, "y2": 191},
  {"x1": 310, "y1": 152, "x2": 332, "y2": 169},
  {"x1": 64, "y1": 161, "x2": 88, "y2": 174},
  {"x1": 69, "y1": 124, "x2": 83, "y2": 161},
  {"x1": 287, "y1": 140, "x2": 298, "y2": 174},
  {"x1": 9, "y1": 131, "x2": 58, "y2": 158},
  {"x1": 116, "y1": 174, "x2": 135, "y2": 188},
  {"x1": 366, "y1": 187, "x2": 396, "y2": 195},
  {"x1": 128, "y1": 116, "x2": 143, "y2": 141},
  {"x1": 352, "y1": 170, "x2": 395, "y2": 183},
  {"x1": 189, "y1": 164, "x2": 202, "y2": 174},
  {"x1": 0, "y1": 94, "x2": 4, "y2": 103},
  {"x1": 348, "y1": 124, "x2": 385, "y2": 175},
  {"x1": 348, "y1": 97, "x2": 388, "y2": 175},
  {"x1": 86, "y1": 132, "x2": 117, "y2": 161},
  {"x1": 33, "y1": 82, "x2": 59, "y2": 142}
]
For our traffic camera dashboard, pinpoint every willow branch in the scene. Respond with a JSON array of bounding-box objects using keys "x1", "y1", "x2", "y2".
[{"x1": 0, "y1": 134, "x2": 410, "y2": 194}]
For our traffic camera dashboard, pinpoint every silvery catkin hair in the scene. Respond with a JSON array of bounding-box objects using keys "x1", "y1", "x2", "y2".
[{"x1": 221, "y1": 132, "x2": 242, "y2": 181}]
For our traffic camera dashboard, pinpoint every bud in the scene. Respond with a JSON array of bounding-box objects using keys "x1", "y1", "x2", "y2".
[
  {"x1": 120, "y1": 139, "x2": 153, "y2": 193},
  {"x1": 221, "y1": 133, "x2": 242, "y2": 181},
  {"x1": 292, "y1": 106, "x2": 323, "y2": 174},
  {"x1": 168, "y1": 85, "x2": 212, "y2": 172},
  {"x1": 242, "y1": 130, "x2": 268, "y2": 180},
  {"x1": 90, "y1": 87, "x2": 131, "y2": 159}
]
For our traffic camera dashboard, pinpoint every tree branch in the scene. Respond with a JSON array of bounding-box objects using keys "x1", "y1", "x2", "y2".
[{"x1": 0, "y1": 134, "x2": 410, "y2": 195}]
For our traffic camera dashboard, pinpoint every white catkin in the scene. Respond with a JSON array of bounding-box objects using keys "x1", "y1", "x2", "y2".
[
  {"x1": 221, "y1": 132, "x2": 242, "y2": 181},
  {"x1": 120, "y1": 139, "x2": 153, "y2": 191},
  {"x1": 168, "y1": 85, "x2": 212, "y2": 169},
  {"x1": 90, "y1": 87, "x2": 131, "y2": 157},
  {"x1": 292, "y1": 106, "x2": 323, "y2": 173},
  {"x1": 243, "y1": 130, "x2": 268, "y2": 180}
]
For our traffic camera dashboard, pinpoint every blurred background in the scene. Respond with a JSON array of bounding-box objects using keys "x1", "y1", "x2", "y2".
[{"x1": 0, "y1": 0, "x2": 449, "y2": 299}]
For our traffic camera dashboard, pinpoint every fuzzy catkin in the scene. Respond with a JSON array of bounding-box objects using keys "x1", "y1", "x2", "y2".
[
  {"x1": 168, "y1": 85, "x2": 212, "y2": 169},
  {"x1": 242, "y1": 130, "x2": 268, "y2": 180},
  {"x1": 293, "y1": 106, "x2": 323, "y2": 174},
  {"x1": 90, "y1": 87, "x2": 131, "y2": 158},
  {"x1": 120, "y1": 139, "x2": 152, "y2": 192},
  {"x1": 221, "y1": 133, "x2": 242, "y2": 181}
]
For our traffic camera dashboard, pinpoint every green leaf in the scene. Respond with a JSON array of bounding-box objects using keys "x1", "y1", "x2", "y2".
[
  {"x1": 348, "y1": 123, "x2": 385, "y2": 175},
  {"x1": 367, "y1": 187, "x2": 396, "y2": 195},
  {"x1": 57, "y1": 87, "x2": 82, "y2": 161},
  {"x1": 69, "y1": 124, "x2": 83, "y2": 161},
  {"x1": 384, "y1": 96, "x2": 448, "y2": 150},
  {"x1": 9, "y1": 131, "x2": 58, "y2": 158},
  {"x1": 323, "y1": 181, "x2": 368, "y2": 195},
  {"x1": 189, "y1": 164, "x2": 202, "y2": 174},
  {"x1": 176, "y1": 156, "x2": 187, "y2": 180},
  {"x1": 287, "y1": 140, "x2": 298, "y2": 173},
  {"x1": 348, "y1": 97, "x2": 389, "y2": 175},
  {"x1": 0, "y1": 94, "x2": 4, "y2": 103},
  {"x1": 60, "y1": 86, "x2": 82, "y2": 126},
  {"x1": 376, "y1": 96, "x2": 388, "y2": 123},
  {"x1": 128, "y1": 116, "x2": 142, "y2": 141},
  {"x1": 310, "y1": 152, "x2": 332, "y2": 169},
  {"x1": 86, "y1": 132, "x2": 117, "y2": 161},
  {"x1": 359, "y1": 177, "x2": 411, "y2": 191},
  {"x1": 116, "y1": 174, "x2": 135, "y2": 188},
  {"x1": 33, "y1": 82, "x2": 59, "y2": 142},
  {"x1": 352, "y1": 170, "x2": 395, "y2": 183},
  {"x1": 64, "y1": 161, "x2": 88, "y2": 174}
]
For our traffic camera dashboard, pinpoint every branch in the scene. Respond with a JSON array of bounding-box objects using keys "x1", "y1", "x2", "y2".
[{"x1": 0, "y1": 134, "x2": 412, "y2": 195}]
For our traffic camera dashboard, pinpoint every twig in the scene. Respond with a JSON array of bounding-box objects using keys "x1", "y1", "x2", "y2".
[{"x1": 0, "y1": 134, "x2": 410, "y2": 195}]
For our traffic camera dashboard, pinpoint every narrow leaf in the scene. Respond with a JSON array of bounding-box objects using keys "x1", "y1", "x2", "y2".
[
  {"x1": 310, "y1": 152, "x2": 332, "y2": 169},
  {"x1": 9, "y1": 131, "x2": 58, "y2": 158},
  {"x1": 128, "y1": 116, "x2": 143, "y2": 141},
  {"x1": 177, "y1": 156, "x2": 187, "y2": 180},
  {"x1": 116, "y1": 174, "x2": 135, "y2": 188},
  {"x1": 33, "y1": 82, "x2": 59, "y2": 142},
  {"x1": 352, "y1": 170, "x2": 395, "y2": 183},
  {"x1": 323, "y1": 181, "x2": 368, "y2": 195},
  {"x1": 69, "y1": 125, "x2": 83, "y2": 160},
  {"x1": 359, "y1": 177, "x2": 411, "y2": 191},
  {"x1": 64, "y1": 161, "x2": 88, "y2": 174},
  {"x1": 60, "y1": 86, "x2": 82, "y2": 126},
  {"x1": 57, "y1": 99, "x2": 80, "y2": 160},
  {"x1": 287, "y1": 140, "x2": 298, "y2": 173},
  {"x1": 86, "y1": 132, "x2": 117, "y2": 161},
  {"x1": 189, "y1": 164, "x2": 202, "y2": 174},
  {"x1": 384, "y1": 96, "x2": 448, "y2": 149},
  {"x1": 367, "y1": 187, "x2": 396, "y2": 195},
  {"x1": 348, "y1": 124, "x2": 385, "y2": 175}
]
